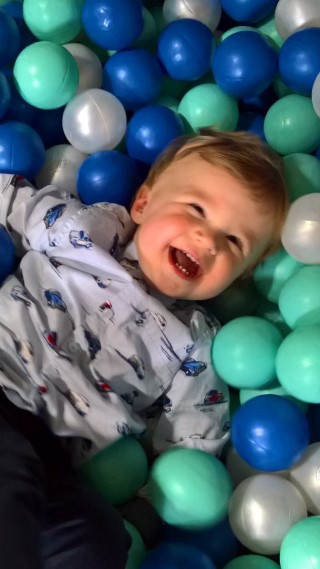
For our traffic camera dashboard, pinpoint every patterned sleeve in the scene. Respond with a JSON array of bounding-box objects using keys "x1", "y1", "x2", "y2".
[{"x1": 0, "y1": 174, "x2": 134, "y2": 257}]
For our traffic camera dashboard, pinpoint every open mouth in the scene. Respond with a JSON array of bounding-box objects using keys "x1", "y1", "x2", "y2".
[{"x1": 169, "y1": 247, "x2": 201, "y2": 278}]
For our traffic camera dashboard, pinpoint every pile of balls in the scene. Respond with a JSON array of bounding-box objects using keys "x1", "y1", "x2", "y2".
[{"x1": 0, "y1": 1, "x2": 320, "y2": 568}]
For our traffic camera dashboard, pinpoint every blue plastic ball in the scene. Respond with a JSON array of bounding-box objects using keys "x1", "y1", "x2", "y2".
[
  {"x1": 4, "y1": 75, "x2": 38, "y2": 126},
  {"x1": 0, "y1": 8, "x2": 20, "y2": 68},
  {"x1": 82, "y1": 0, "x2": 144, "y2": 51},
  {"x1": 103, "y1": 48, "x2": 163, "y2": 111},
  {"x1": 220, "y1": 0, "x2": 278, "y2": 24},
  {"x1": 231, "y1": 394, "x2": 310, "y2": 471},
  {"x1": 35, "y1": 107, "x2": 67, "y2": 149},
  {"x1": 279, "y1": 28, "x2": 320, "y2": 97},
  {"x1": 213, "y1": 31, "x2": 278, "y2": 98},
  {"x1": 126, "y1": 104, "x2": 185, "y2": 165},
  {"x1": 0, "y1": 71, "x2": 11, "y2": 120},
  {"x1": 77, "y1": 150, "x2": 139, "y2": 208},
  {"x1": 141, "y1": 542, "x2": 216, "y2": 569},
  {"x1": 158, "y1": 18, "x2": 214, "y2": 81},
  {"x1": 0, "y1": 226, "x2": 16, "y2": 284},
  {"x1": 0, "y1": 121, "x2": 45, "y2": 179},
  {"x1": 236, "y1": 111, "x2": 265, "y2": 140}
]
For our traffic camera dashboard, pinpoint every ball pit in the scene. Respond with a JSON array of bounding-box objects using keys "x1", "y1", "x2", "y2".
[{"x1": 0, "y1": 2, "x2": 320, "y2": 567}]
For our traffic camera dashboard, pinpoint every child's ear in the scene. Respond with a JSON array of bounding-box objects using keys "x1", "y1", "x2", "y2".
[{"x1": 130, "y1": 184, "x2": 152, "y2": 224}]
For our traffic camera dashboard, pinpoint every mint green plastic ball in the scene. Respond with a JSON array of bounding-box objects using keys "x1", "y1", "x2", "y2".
[
  {"x1": 257, "y1": 17, "x2": 284, "y2": 49},
  {"x1": 240, "y1": 380, "x2": 308, "y2": 414},
  {"x1": 264, "y1": 94, "x2": 320, "y2": 155},
  {"x1": 23, "y1": 0, "x2": 83, "y2": 44},
  {"x1": 224, "y1": 554, "x2": 280, "y2": 569},
  {"x1": 80, "y1": 437, "x2": 148, "y2": 505},
  {"x1": 219, "y1": 25, "x2": 256, "y2": 42},
  {"x1": 282, "y1": 153, "x2": 320, "y2": 202},
  {"x1": 276, "y1": 325, "x2": 320, "y2": 403},
  {"x1": 211, "y1": 316, "x2": 283, "y2": 389},
  {"x1": 14, "y1": 41, "x2": 79, "y2": 109},
  {"x1": 253, "y1": 248, "x2": 304, "y2": 303},
  {"x1": 280, "y1": 516, "x2": 320, "y2": 569},
  {"x1": 124, "y1": 521, "x2": 146, "y2": 569},
  {"x1": 178, "y1": 83, "x2": 239, "y2": 131},
  {"x1": 149, "y1": 448, "x2": 233, "y2": 529},
  {"x1": 278, "y1": 266, "x2": 320, "y2": 328}
]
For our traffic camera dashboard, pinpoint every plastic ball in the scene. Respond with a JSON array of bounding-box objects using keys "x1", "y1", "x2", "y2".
[
  {"x1": 23, "y1": 0, "x2": 82, "y2": 44},
  {"x1": 0, "y1": 8, "x2": 20, "y2": 68},
  {"x1": 224, "y1": 555, "x2": 280, "y2": 569},
  {"x1": 80, "y1": 436, "x2": 148, "y2": 506},
  {"x1": 226, "y1": 445, "x2": 290, "y2": 488},
  {"x1": 275, "y1": 0, "x2": 320, "y2": 40},
  {"x1": 283, "y1": 152, "x2": 320, "y2": 202},
  {"x1": 81, "y1": 0, "x2": 144, "y2": 51},
  {"x1": 140, "y1": 542, "x2": 216, "y2": 569},
  {"x1": 35, "y1": 144, "x2": 87, "y2": 196},
  {"x1": 257, "y1": 16, "x2": 284, "y2": 50},
  {"x1": 253, "y1": 248, "x2": 304, "y2": 304},
  {"x1": 77, "y1": 150, "x2": 138, "y2": 207},
  {"x1": 0, "y1": 71, "x2": 11, "y2": 120},
  {"x1": 158, "y1": 18, "x2": 214, "y2": 81},
  {"x1": 202, "y1": 277, "x2": 259, "y2": 325},
  {"x1": 236, "y1": 111, "x2": 265, "y2": 140},
  {"x1": 126, "y1": 104, "x2": 184, "y2": 165},
  {"x1": 163, "y1": 516, "x2": 239, "y2": 568},
  {"x1": 0, "y1": 226, "x2": 16, "y2": 284},
  {"x1": 4, "y1": 74, "x2": 39, "y2": 125},
  {"x1": 228, "y1": 475, "x2": 307, "y2": 555},
  {"x1": 213, "y1": 32, "x2": 277, "y2": 99},
  {"x1": 13, "y1": 41, "x2": 79, "y2": 110},
  {"x1": 231, "y1": 395, "x2": 310, "y2": 470},
  {"x1": 276, "y1": 325, "x2": 320, "y2": 404},
  {"x1": 163, "y1": 0, "x2": 221, "y2": 33},
  {"x1": 103, "y1": 48, "x2": 163, "y2": 111},
  {"x1": 278, "y1": 266, "x2": 320, "y2": 329},
  {"x1": 240, "y1": 381, "x2": 308, "y2": 414},
  {"x1": 280, "y1": 516, "x2": 320, "y2": 569},
  {"x1": 149, "y1": 448, "x2": 233, "y2": 530},
  {"x1": 220, "y1": 0, "x2": 278, "y2": 24},
  {"x1": 211, "y1": 316, "x2": 283, "y2": 390},
  {"x1": 34, "y1": 107, "x2": 67, "y2": 149},
  {"x1": 281, "y1": 193, "x2": 320, "y2": 264},
  {"x1": 279, "y1": 28, "x2": 320, "y2": 96},
  {"x1": 253, "y1": 296, "x2": 292, "y2": 338},
  {"x1": 62, "y1": 88, "x2": 127, "y2": 154},
  {"x1": 290, "y1": 443, "x2": 320, "y2": 515},
  {"x1": 63, "y1": 43, "x2": 103, "y2": 94},
  {"x1": 178, "y1": 83, "x2": 239, "y2": 131},
  {"x1": 312, "y1": 71, "x2": 320, "y2": 117},
  {"x1": 0, "y1": 120, "x2": 45, "y2": 179},
  {"x1": 124, "y1": 521, "x2": 147, "y2": 569},
  {"x1": 264, "y1": 94, "x2": 320, "y2": 155}
]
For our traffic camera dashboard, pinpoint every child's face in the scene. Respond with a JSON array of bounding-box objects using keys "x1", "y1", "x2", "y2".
[{"x1": 130, "y1": 154, "x2": 274, "y2": 301}]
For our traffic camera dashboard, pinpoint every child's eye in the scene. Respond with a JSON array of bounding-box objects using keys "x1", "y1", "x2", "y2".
[
  {"x1": 188, "y1": 203, "x2": 205, "y2": 216},
  {"x1": 227, "y1": 234, "x2": 243, "y2": 251}
]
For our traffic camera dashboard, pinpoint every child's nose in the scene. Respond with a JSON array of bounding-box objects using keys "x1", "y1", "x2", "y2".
[{"x1": 193, "y1": 226, "x2": 220, "y2": 253}]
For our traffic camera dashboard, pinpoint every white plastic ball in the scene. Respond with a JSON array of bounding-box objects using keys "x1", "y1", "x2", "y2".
[
  {"x1": 62, "y1": 89, "x2": 127, "y2": 154},
  {"x1": 275, "y1": 0, "x2": 320, "y2": 40},
  {"x1": 312, "y1": 72, "x2": 320, "y2": 118},
  {"x1": 163, "y1": 0, "x2": 221, "y2": 32},
  {"x1": 35, "y1": 144, "x2": 87, "y2": 195},
  {"x1": 228, "y1": 474, "x2": 307, "y2": 555},
  {"x1": 281, "y1": 193, "x2": 320, "y2": 264},
  {"x1": 63, "y1": 43, "x2": 103, "y2": 94},
  {"x1": 290, "y1": 443, "x2": 320, "y2": 514},
  {"x1": 226, "y1": 446, "x2": 289, "y2": 488}
]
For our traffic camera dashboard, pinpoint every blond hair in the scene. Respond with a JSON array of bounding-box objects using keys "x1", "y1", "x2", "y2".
[{"x1": 144, "y1": 128, "x2": 289, "y2": 266}]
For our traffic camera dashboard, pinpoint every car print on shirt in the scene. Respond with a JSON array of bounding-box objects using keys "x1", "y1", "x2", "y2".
[
  {"x1": 44, "y1": 289, "x2": 66, "y2": 312},
  {"x1": 84, "y1": 329, "x2": 101, "y2": 360},
  {"x1": 42, "y1": 330, "x2": 72, "y2": 361},
  {"x1": 195, "y1": 389, "x2": 227, "y2": 412},
  {"x1": 14, "y1": 339, "x2": 34, "y2": 364},
  {"x1": 99, "y1": 300, "x2": 115, "y2": 322},
  {"x1": 181, "y1": 357, "x2": 207, "y2": 377},
  {"x1": 92, "y1": 275, "x2": 111, "y2": 289},
  {"x1": 43, "y1": 203, "x2": 67, "y2": 229},
  {"x1": 10, "y1": 285, "x2": 32, "y2": 307},
  {"x1": 142, "y1": 388, "x2": 172, "y2": 418},
  {"x1": 69, "y1": 230, "x2": 93, "y2": 249},
  {"x1": 65, "y1": 390, "x2": 90, "y2": 416},
  {"x1": 114, "y1": 349, "x2": 145, "y2": 380}
]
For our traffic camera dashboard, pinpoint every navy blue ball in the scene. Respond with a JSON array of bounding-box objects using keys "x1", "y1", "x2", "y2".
[
  {"x1": 315, "y1": 145, "x2": 320, "y2": 160},
  {"x1": 103, "y1": 49, "x2": 163, "y2": 111},
  {"x1": 279, "y1": 28, "x2": 320, "y2": 96},
  {"x1": 0, "y1": 8, "x2": 20, "y2": 67},
  {"x1": 213, "y1": 31, "x2": 278, "y2": 98},
  {"x1": 4, "y1": 75, "x2": 39, "y2": 126},
  {"x1": 237, "y1": 111, "x2": 266, "y2": 140},
  {"x1": 126, "y1": 104, "x2": 185, "y2": 165},
  {"x1": 0, "y1": 121, "x2": 45, "y2": 180},
  {"x1": 0, "y1": 226, "x2": 16, "y2": 284},
  {"x1": 77, "y1": 150, "x2": 139, "y2": 208},
  {"x1": 82, "y1": 0, "x2": 144, "y2": 51},
  {"x1": 141, "y1": 542, "x2": 216, "y2": 569},
  {"x1": 231, "y1": 394, "x2": 310, "y2": 471},
  {"x1": 0, "y1": 72, "x2": 11, "y2": 120},
  {"x1": 221, "y1": 0, "x2": 278, "y2": 23},
  {"x1": 158, "y1": 18, "x2": 214, "y2": 81}
]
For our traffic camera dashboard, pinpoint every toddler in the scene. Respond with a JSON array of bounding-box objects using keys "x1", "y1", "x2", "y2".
[{"x1": 0, "y1": 129, "x2": 288, "y2": 568}]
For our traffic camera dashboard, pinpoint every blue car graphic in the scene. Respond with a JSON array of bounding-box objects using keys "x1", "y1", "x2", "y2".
[
  {"x1": 84, "y1": 329, "x2": 101, "y2": 359},
  {"x1": 10, "y1": 285, "x2": 32, "y2": 307},
  {"x1": 43, "y1": 204, "x2": 66, "y2": 228},
  {"x1": 44, "y1": 289, "x2": 66, "y2": 312},
  {"x1": 181, "y1": 357, "x2": 207, "y2": 376},
  {"x1": 69, "y1": 230, "x2": 93, "y2": 249}
]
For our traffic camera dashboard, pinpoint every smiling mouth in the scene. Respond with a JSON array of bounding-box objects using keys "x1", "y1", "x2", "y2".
[{"x1": 169, "y1": 247, "x2": 201, "y2": 278}]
